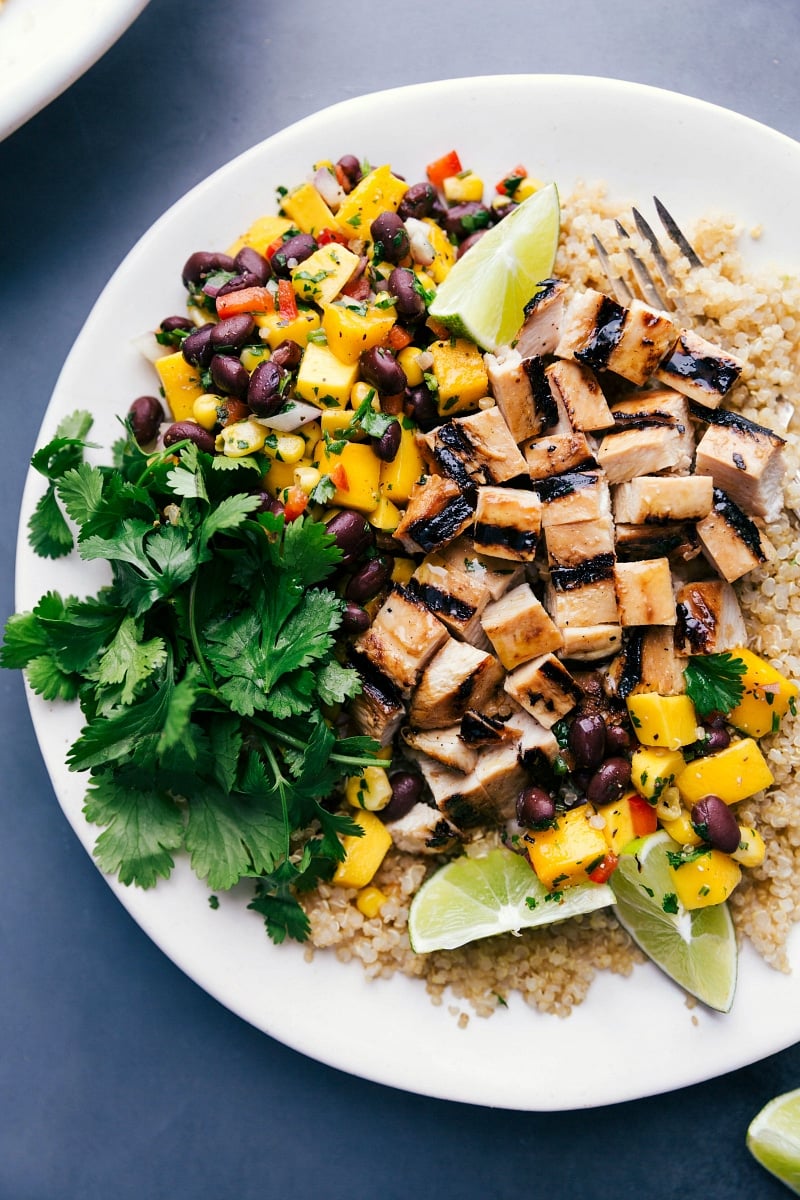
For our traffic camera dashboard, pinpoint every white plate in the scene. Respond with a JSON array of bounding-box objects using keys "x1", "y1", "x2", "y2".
[
  {"x1": 0, "y1": 0, "x2": 150, "y2": 141},
  {"x1": 16, "y1": 75, "x2": 800, "y2": 1111}
]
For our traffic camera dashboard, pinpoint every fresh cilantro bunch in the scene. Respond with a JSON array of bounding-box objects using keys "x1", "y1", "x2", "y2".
[{"x1": 2, "y1": 413, "x2": 384, "y2": 943}]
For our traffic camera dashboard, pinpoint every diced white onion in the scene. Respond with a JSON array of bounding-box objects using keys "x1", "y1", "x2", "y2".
[
  {"x1": 404, "y1": 218, "x2": 435, "y2": 266},
  {"x1": 313, "y1": 167, "x2": 346, "y2": 213},
  {"x1": 131, "y1": 330, "x2": 168, "y2": 364},
  {"x1": 253, "y1": 400, "x2": 320, "y2": 432}
]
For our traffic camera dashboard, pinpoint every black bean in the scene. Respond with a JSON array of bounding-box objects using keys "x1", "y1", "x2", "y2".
[
  {"x1": 163, "y1": 421, "x2": 216, "y2": 454},
  {"x1": 234, "y1": 245, "x2": 271, "y2": 283},
  {"x1": 403, "y1": 383, "x2": 439, "y2": 431},
  {"x1": 209, "y1": 354, "x2": 250, "y2": 397},
  {"x1": 388, "y1": 267, "x2": 426, "y2": 319},
  {"x1": 568, "y1": 713, "x2": 607, "y2": 769},
  {"x1": 127, "y1": 395, "x2": 164, "y2": 445},
  {"x1": 252, "y1": 490, "x2": 285, "y2": 516},
  {"x1": 159, "y1": 315, "x2": 194, "y2": 335},
  {"x1": 181, "y1": 250, "x2": 235, "y2": 288},
  {"x1": 604, "y1": 724, "x2": 632, "y2": 755},
  {"x1": 360, "y1": 346, "x2": 407, "y2": 396},
  {"x1": 215, "y1": 271, "x2": 262, "y2": 298},
  {"x1": 182, "y1": 323, "x2": 216, "y2": 367},
  {"x1": 381, "y1": 772, "x2": 424, "y2": 822},
  {"x1": 704, "y1": 727, "x2": 731, "y2": 752},
  {"x1": 270, "y1": 233, "x2": 317, "y2": 277},
  {"x1": 247, "y1": 360, "x2": 287, "y2": 417},
  {"x1": 371, "y1": 420, "x2": 402, "y2": 463},
  {"x1": 269, "y1": 339, "x2": 303, "y2": 372},
  {"x1": 516, "y1": 786, "x2": 556, "y2": 830},
  {"x1": 370, "y1": 211, "x2": 409, "y2": 263},
  {"x1": 336, "y1": 155, "x2": 362, "y2": 191},
  {"x1": 457, "y1": 230, "x2": 488, "y2": 259},
  {"x1": 341, "y1": 602, "x2": 371, "y2": 635},
  {"x1": 691, "y1": 795, "x2": 740, "y2": 854},
  {"x1": 397, "y1": 182, "x2": 436, "y2": 221},
  {"x1": 325, "y1": 510, "x2": 374, "y2": 565},
  {"x1": 442, "y1": 202, "x2": 494, "y2": 240},
  {"x1": 345, "y1": 557, "x2": 393, "y2": 604},
  {"x1": 210, "y1": 314, "x2": 256, "y2": 353},
  {"x1": 587, "y1": 757, "x2": 632, "y2": 807}
]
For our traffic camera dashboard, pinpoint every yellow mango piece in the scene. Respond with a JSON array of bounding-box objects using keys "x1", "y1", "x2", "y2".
[
  {"x1": 626, "y1": 693, "x2": 699, "y2": 750},
  {"x1": 379, "y1": 423, "x2": 425, "y2": 504},
  {"x1": 154, "y1": 352, "x2": 205, "y2": 421},
  {"x1": 727, "y1": 646, "x2": 798, "y2": 738},
  {"x1": 322, "y1": 301, "x2": 397, "y2": 364},
  {"x1": 281, "y1": 181, "x2": 337, "y2": 235},
  {"x1": 312, "y1": 440, "x2": 381, "y2": 512},
  {"x1": 345, "y1": 766, "x2": 392, "y2": 811},
  {"x1": 226, "y1": 213, "x2": 292, "y2": 257},
  {"x1": 676, "y1": 737, "x2": 774, "y2": 806},
  {"x1": 732, "y1": 825, "x2": 766, "y2": 867},
  {"x1": 240, "y1": 344, "x2": 271, "y2": 373},
  {"x1": 429, "y1": 338, "x2": 489, "y2": 416},
  {"x1": 514, "y1": 176, "x2": 544, "y2": 201},
  {"x1": 631, "y1": 746, "x2": 687, "y2": 800},
  {"x1": 263, "y1": 457, "x2": 312, "y2": 499},
  {"x1": 368, "y1": 495, "x2": 402, "y2": 532},
  {"x1": 333, "y1": 809, "x2": 393, "y2": 890},
  {"x1": 391, "y1": 556, "x2": 417, "y2": 585},
  {"x1": 660, "y1": 809, "x2": 703, "y2": 847},
  {"x1": 255, "y1": 305, "x2": 321, "y2": 349},
  {"x1": 320, "y1": 409, "x2": 356, "y2": 439},
  {"x1": 523, "y1": 804, "x2": 609, "y2": 889},
  {"x1": 291, "y1": 243, "x2": 360, "y2": 306},
  {"x1": 595, "y1": 793, "x2": 638, "y2": 856},
  {"x1": 295, "y1": 342, "x2": 359, "y2": 409},
  {"x1": 442, "y1": 172, "x2": 484, "y2": 203},
  {"x1": 421, "y1": 218, "x2": 458, "y2": 283},
  {"x1": 336, "y1": 164, "x2": 408, "y2": 239},
  {"x1": 669, "y1": 849, "x2": 741, "y2": 910},
  {"x1": 356, "y1": 886, "x2": 388, "y2": 919}
]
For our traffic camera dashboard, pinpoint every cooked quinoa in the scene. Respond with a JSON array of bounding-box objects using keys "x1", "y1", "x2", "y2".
[{"x1": 302, "y1": 182, "x2": 800, "y2": 1016}]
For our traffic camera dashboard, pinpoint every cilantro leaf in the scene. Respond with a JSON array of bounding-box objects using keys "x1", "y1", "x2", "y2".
[
  {"x1": 57, "y1": 463, "x2": 105, "y2": 527},
  {"x1": 92, "y1": 615, "x2": 167, "y2": 705},
  {"x1": 684, "y1": 653, "x2": 747, "y2": 717},
  {"x1": 28, "y1": 488, "x2": 75, "y2": 558},
  {"x1": 83, "y1": 773, "x2": 184, "y2": 888}
]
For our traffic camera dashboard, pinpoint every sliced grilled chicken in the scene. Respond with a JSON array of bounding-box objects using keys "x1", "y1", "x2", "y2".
[
  {"x1": 696, "y1": 488, "x2": 775, "y2": 582},
  {"x1": 481, "y1": 582, "x2": 564, "y2": 670},
  {"x1": 384, "y1": 801, "x2": 460, "y2": 855},
  {"x1": 544, "y1": 557, "x2": 619, "y2": 628},
  {"x1": 419, "y1": 406, "x2": 528, "y2": 487},
  {"x1": 556, "y1": 289, "x2": 678, "y2": 385},
  {"x1": 483, "y1": 347, "x2": 542, "y2": 443},
  {"x1": 402, "y1": 725, "x2": 478, "y2": 773},
  {"x1": 535, "y1": 468, "x2": 612, "y2": 527},
  {"x1": 433, "y1": 535, "x2": 527, "y2": 601},
  {"x1": 692, "y1": 403, "x2": 786, "y2": 523},
  {"x1": 523, "y1": 430, "x2": 596, "y2": 481},
  {"x1": 408, "y1": 639, "x2": 504, "y2": 729},
  {"x1": 354, "y1": 585, "x2": 448, "y2": 696},
  {"x1": 610, "y1": 626, "x2": 686, "y2": 698},
  {"x1": 612, "y1": 474, "x2": 714, "y2": 524},
  {"x1": 615, "y1": 521, "x2": 701, "y2": 562},
  {"x1": 347, "y1": 651, "x2": 407, "y2": 746},
  {"x1": 674, "y1": 579, "x2": 748, "y2": 655},
  {"x1": 394, "y1": 474, "x2": 475, "y2": 554},
  {"x1": 473, "y1": 485, "x2": 542, "y2": 561},
  {"x1": 544, "y1": 514, "x2": 615, "y2": 569},
  {"x1": 654, "y1": 328, "x2": 744, "y2": 406},
  {"x1": 411, "y1": 744, "x2": 522, "y2": 827},
  {"x1": 409, "y1": 556, "x2": 491, "y2": 645},
  {"x1": 504, "y1": 652, "x2": 582, "y2": 728},
  {"x1": 460, "y1": 708, "x2": 521, "y2": 747},
  {"x1": 513, "y1": 277, "x2": 568, "y2": 358},
  {"x1": 546, "y1": 359, "x2": 614, "y2": 431},
  {"x1": 614, "y1": 558, "x2": 677, "y2": 626},
  {"x1": 597, "y1": 389, "x2": 694, "y2": 483},
  {"x1": 560, "y1": 624, "x2": 622, "y2": 662}
]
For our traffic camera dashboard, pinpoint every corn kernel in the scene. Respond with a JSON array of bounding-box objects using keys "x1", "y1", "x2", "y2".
[
  {"x1": 653, "y1": 785, "x2": 682, "y2": 823},
  {"x1": 215, "y1": 419, "x2": 267, "y2": 457},
  {"x1": 345, "y1": 766, "x2": 392, "y2": 812},
  {"x1": 731, "y1": 825, "x2": 766, "y2": 867},
  {"x1": 350, "y1": 381, "x2": 379, "y2": 409},
  {"x1": 294, "y1": 466, "x2": 321, "y2": 493},
  {"x1": 262, "y1": 432, "x2": 307, "y2": 463},
  {"x1": 193, "y1": 393, "x2": 224, "y2": 431},
  {"x1": 356, "y1": 886, "x2": 388, "y2": 919},
  {"x1": 397, "y1": 346, "x2": 425, "y2": 386}
]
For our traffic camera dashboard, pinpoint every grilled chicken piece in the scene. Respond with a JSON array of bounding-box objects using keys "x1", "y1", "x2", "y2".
[
  {"x1": 354, "y1": 585, "x2": 448, "y2": 697},
  {"x1": 481, "y1": 582, "x2": 564, "y2": 670},
  {"x1": 654, "y1": 328, "x2": 744, "y2": 406},
  {"x1": 556, "y1": 289, "x2": 678, "y2": 385},
  {"x1": 412, "y1": 744, "x2": 522, "y2": 827},
  {"x1": 535, "y1": 468, "x2": 612, "y2": 528},
  {"x1": 434, "y1": 536, "x2": 526, "y2": 601},
  {"x1": 384, "y1": 800, "x2": 460, "y2": 855},
  {"x1": 692, "y1": 403, "x2": 786, "y2": 523},
  {"x1": 545, "y1": 553, "x2": 619, "y2": 628},
  {"x1": 419, "y1": 406, "x2": 528, "y2": 488},
  {"x1": 544, "y1": 514, "x2": 615, "y2": 569},
  {"x1": 483, "y1": 348, "x2": 542, "y2": 443},
  {"x1": 409, "y1": 639, "x2": 504, "y2": 729},
  {"x1": 560, "y1": 624, "x2": 622, "y2": 662},
  {"x1": 612, "y1": 475, "x2": 714, "y2": 524},
  {"x1": 615, "y1": 521, "x2": 701, "y2": 562},
  {"x1": 409, "y1": 557, "x2": 491, "y2": 645},
  {"x1": 546, "y1": 360, "x2": 614, "y2": 431},
  {"x1": 347, "y1": 652, "x2": 407, "y2": 746},
  {"x1": 394, "y1": 474, "x2": 475, "y2": 554},
  {"x1": 674, "y1": 579, "x2": 747, "y2": 655},
  {"x1": 402, "y1": 726, "x2": 478, "y2": 773},
  {"x1": 514, "y1": 277, "x2": 568, "y2": 358},
  {"x1": 614, "y1": 558, "x2": 676, "y2": 626},
  {"x1": 523, "y1": 431, "x2": 596, "y2": 481},
  {"x1": 473, "y1": 485, "x2": 542, "y2": 561},
  {"x1": 597, "y1": 389, "x2": 694, "y2": 483},
  {"x1": 610, "y1": 626, "x2": 686, "y2": 698},
  {"x1": 460, "y1": 708, "x2": 521, "y2": 746},
  {"x1": 696, "y1": 488, "x2": 775, "y2": 582},
  {"x1": 504, "y1": 652, "x2": 582, "y2": 728}
]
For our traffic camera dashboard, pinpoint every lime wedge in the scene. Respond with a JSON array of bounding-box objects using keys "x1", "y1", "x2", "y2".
[
  {"x1": 428, "y1": 181, "x2": 560, "y2": 352},
  {"x1": 408, "y1": 845, "x2": 614, "y2": 954},
  {"x1": 747, "y1": 1089, "x2": 800, "y2": 1195},
  {"x1": 609, "y1": 830, "x2": 737, "y2": 1012}
]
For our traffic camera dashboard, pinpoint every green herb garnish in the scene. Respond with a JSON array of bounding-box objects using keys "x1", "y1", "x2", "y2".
[{"x1": 684, "y1": 652, "x2": 747, "y2": 717}]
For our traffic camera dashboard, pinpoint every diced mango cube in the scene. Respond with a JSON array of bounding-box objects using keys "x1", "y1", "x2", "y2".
[
  {"x1": 660, "y1": 809, "x2": 704, "y2": 847},
  {"x1": 281, "y1": 181, "x2": 337, "y2": 235},
  {"x1": 368, "y1": 495, "x2": 401, "y2": 532},
  {"x1": 345, "y1": 766, "x2": 392, "y2": 811},
  {"x1": 336, "y1": 164, "x2": 408, "y2": 238},
  {"x1": 154, "y1": 351, "x2": 205, "y2": 421},
  {"x1": 676, "y1": 738, "x2": 774, "y2": 806},
  {"x1": 255, "y1": 305, "x2": 321, "y2": 349},
  {"x1": 596, "y1": 791, "x2": 657, "y2": 855},
  {"x1": 320, "y1": 409, "x2": 356, "y2": 439},
  {"x1": 631, "y1": 746, "x2": 687, "y2": 800},
  {"x1": 429, "y1": 338, "x2": 489, "y2": 416},
  {"x1": 626, "y1": 693, "x2": 698, "y2": 750},
  {"x1": 523, "y1": 803, "x2": 609, "y2": 889},
  {"x1": 333, "y1": 809, "x2": 393, "y2": 890},
  {"x1": 296, "y1": 342, "x2": 359, "y2": 409},
  {"x1": 322, "y1": 301, "x2": 397, "y2": 364},
  {"x1": 291, "y1": 243, "x2": 361, "y2": 306},
  {"x1": 727, "y1": 646, "x2": 798, "y2": 738},
  {"x1": 356, "y1": 886, "x2": 389, "y2": 918},
  {"x1": 731, "y1": 825, "x2": 766, "y2": 867},
  {"x1": 443, "y1": 172, "x2": 484, "y2": 203},
  {"x1": 391, "y1": 556, "x2": 417, "y2": 585},
  {"x1": 669, "y1": 849, "x2": 741, "y2": 910},
  {"x1": 263, "y1": 457, "x2": 313, "y2": 499},
  {"x1": 226, "y1": 213, "x2": 292, "y2": 257},
  {"x1": 312, "y1": 440, "x2": 381, "y2": 512},
  {"x1": 421, "y1": 218, "x2": 457, "y2": 283},
  {"x1": 379, "y1": 423, "x2": 425, "y2": 504}
]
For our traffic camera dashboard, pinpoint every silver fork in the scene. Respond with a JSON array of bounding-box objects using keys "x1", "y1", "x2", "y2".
[{"x1": 592, "y1": 198, "x2": 703, "y2": 311}]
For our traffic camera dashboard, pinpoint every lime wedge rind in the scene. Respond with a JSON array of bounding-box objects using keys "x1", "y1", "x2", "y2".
[{"x1": 747, "y1": 1089, "x2": 800, "y2": 1195}]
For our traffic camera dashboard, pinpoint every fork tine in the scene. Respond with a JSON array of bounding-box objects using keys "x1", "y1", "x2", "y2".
[
  {"x1": 591, "y1": 233, "x2": 634, "y2": 304},
  {"x1": 614, "y1": 220, "x2": 670, "y2": 310},
  {"x1": 653, "y1": 196, "x2": 703, "y2": 268},
  {"x1": 631, "y1": 206, "x2": 679, "y2": 294}
]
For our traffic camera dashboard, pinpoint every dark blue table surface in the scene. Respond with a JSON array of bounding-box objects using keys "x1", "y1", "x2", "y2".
[{"x1": 3, "y1": 3, "x2": 800, "y2": 1197}]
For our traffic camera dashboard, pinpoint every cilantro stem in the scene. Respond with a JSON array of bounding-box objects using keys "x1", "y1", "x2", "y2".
[
  {"x1": 188, "y1": 576, "x2": 216, "y2": 691},
  {"x1": 248, "y1": 714, "x2": 383, "y2": 768},
  {"x1": 262, "y1": 739, "x2": 291, "y2": 860}
]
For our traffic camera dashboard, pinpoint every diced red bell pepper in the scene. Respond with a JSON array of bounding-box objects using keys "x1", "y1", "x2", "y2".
[
  {"x1": 216, "y1": 286, "x2": 275, "y2": 319},
  {"x1": 496, "y1": 163, "x2": 528, "y2": 195},
  {"x1": 265, "y1": 234, "x2": 287, "y2": 261},
  {"x1": 426, "y1": 149, "x2": 463, "y2": 189},
  {"x1": 587, "y1": 852, "x2": 619, "y2": 885},
  {"x1": 330, "y1": 463, "x2": 349, "y2": 491},
  {"x1": 629, "y1": 793, "x2": 659, "y2": 837},
  {"x1": 283, "y1": 485, "x2": 309, "y2": 521},
  {"x1": 277, "y1": 279, "x2": 299, "y2": 321},
  {"x1": 386, "y1": 324, "x2": 414, "y2": 352},
  {"x1": 317, "y1": 227, "x2": 348, "y2": 247}
]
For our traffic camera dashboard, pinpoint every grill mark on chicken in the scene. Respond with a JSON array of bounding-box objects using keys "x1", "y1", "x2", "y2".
[
  {"x1": 460, "y1": 710, "x2": 517, "y2": 745},
  {"x1": 615, "y1": 522, "x2": 700, "y2": 561},
  {"x1": 602, "y1": 411, "x2": 682, "y2": 434},
  {"x1": 348, "y1": 649, "x2": 404, "y2": 709},
  {"x1": 473, "y1": 520, "x2": 538, "y2": 557},
  {"x1": 573, "y1": 295, "x2": 626, "y2": 370},
  {"x1": 405, "y1": 491, "x2": 475, "y2": 552},
  {"x1": 406, "y1": 577, "x2": 476, "y2": 623},
  {"x1": 676, "y1": 595, "x2": 717, "y2": 655},
  {"x1": 658, "y1": 336, "x2": 742, "y2": 397},
  {"x1": 432, "y1": 422, "x2": 479, "y2": 490},
  {"x1": 523, "y1": 277, "x2": 561, "y2": 316},
  {"x1": 550, "y1": 553, "x2": 616, "y2": 591},
  {"x1": 710, "y1": 487, "x2": 769, "y2": 562},
  {"x1": 524, "y1": 355, "x2": 560, "y2": 428},
  {"x1": 615, "y1": 629, "x2": 644, "y2": 699},
  {"x1": 689, "y1": 400, "x2": 787, "y2": 445},
  {"x1": 534, "y1": 470, "x2": 601, "y2": 503}
]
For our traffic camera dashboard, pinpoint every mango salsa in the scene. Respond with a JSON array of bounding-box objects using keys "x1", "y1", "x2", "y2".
[
  {"x1": 626, "y1": 693, "x2": 698, "y2": 751},
  {"x1": 333, "y1": 809, "x2": 393, "y2": 889},
  {"x1": 727, "y1": 646, "x2": 799, "y2": 738},
  {"x1": 669, "y1": 849, "x2": 741, "y2": 910},
  {"x1": 154, "y1": 351, "x2": 204, "y2": 421},
  {"x1": 524, "y1": 804, "x2": 609, "y2": 889},
  {"x1": 676, "y1": 738, "x2": 774, "y2": 806}
]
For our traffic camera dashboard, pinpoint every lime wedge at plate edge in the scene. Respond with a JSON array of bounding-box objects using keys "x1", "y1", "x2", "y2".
[
  {"x1": 428, "y1": 181, "x2": 560, "y2": 352},
  {"x1": 609, "y1": 830, "x2": 737, "y2": 1013},
  {"x1": 408, "y1": 845, "x2": 614, "y2": 954},
  {"x1": 747, "y1": 1088, "x2": 800, "y2": 1195}
]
